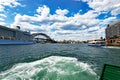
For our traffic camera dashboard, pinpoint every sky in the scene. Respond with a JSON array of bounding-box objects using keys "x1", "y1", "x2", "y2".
[{"x1": 0, "y1": 0, "x2": 120, "y2": 41}]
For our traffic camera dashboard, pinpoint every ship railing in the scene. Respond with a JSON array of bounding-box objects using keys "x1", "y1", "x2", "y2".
[
  {"x1": 0, "y1": 36, "x2": 33, "y2": 41},
  {"x1": 0, "y1": 36, "x2": 4, "y2": 39},
  {"x1": 100, "y1": 64, "x2": 120, "y2": 80},
  {"x1": 0, "y1": 36, "x2": 16, "y2": 40},
  {"x1": 4, "y1": 36, "x2": 11, "y2": 40}
]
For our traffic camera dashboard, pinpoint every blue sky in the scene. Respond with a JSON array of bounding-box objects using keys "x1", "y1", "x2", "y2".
[{"x1": 0, "y1": 0, "x2": 120, "y2": 41}]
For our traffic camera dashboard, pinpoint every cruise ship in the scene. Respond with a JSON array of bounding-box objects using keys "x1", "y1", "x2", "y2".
[{"x1": 0, "y1": 25, "x2": 35, "y2": 45}]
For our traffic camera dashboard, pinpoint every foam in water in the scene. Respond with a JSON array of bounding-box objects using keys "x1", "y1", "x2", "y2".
[
  {"x1": 0, "y1": 56, "x2": 98, "y2": 80},
  {"x1": 103, "y1": 46, "x2": 120, "y2": 49}
]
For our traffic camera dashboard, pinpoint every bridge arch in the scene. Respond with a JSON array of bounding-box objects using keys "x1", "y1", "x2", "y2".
[{"x1": 32, "y1": 33, "x2": 56, "y2": 43}]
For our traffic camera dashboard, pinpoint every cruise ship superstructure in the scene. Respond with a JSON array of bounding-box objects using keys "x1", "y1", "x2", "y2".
[{"x1": 0, "y1": 25, "x2": 35, "y2": 44}]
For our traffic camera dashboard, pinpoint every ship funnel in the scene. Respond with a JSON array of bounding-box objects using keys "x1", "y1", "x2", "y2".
[{"x1": 16, "y1": 26, "x2": 20, "y2": 30}]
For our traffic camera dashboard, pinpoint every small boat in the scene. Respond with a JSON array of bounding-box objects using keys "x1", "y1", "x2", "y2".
[{"x1": 88, "y1": 40, "x2": 105, "y2": 47}]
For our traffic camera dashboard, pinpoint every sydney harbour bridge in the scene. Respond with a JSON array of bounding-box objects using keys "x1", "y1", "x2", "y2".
[{"x1": 32, "y1": 33, "x2": 57, "y2": 43}]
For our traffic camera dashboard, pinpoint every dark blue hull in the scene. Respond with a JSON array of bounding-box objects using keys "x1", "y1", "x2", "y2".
[
  {"x1": 0, "y1": 39, "x2": 35, "y2": 45},
  {"x1": 88, "y1": 44, "x2": 105, "y2": 47}
]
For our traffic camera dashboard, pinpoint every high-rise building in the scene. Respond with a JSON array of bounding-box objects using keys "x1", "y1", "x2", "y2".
[{"x1": 105, "y1": 20, "x2": 120, "y2": 46}]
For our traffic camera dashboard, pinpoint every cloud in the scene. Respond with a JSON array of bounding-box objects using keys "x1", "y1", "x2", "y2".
[
  {"x1": 11, "y1": 5, "x2": 117, "y2": 41},
  {"x1": 0, "y1": 14, "x2": 7, "y2": 25},
  {"x1": 0, "y1": 18, "x2": 4, "y2": 21},
  {"x1": 0, "y1": 22, "x2": 6, "y2": 25},
  {"x1": 0, "y1": 0, "x2": 21, "y2": 8},
  {"x1": 56, "y1": 9, "x2": 69, "y2": 16},
  {"x1": 0, "y1": 14, "x2": 7, "y2": 17},
  {"x1": 81, "y1": 0, "x2": 120, "y2": 16},
  {"x1": 36, "y1": 5, "x2": 50, "y2": 17},
  {"x1": 0, "y1": 14, "x2": 7, "y2": 22},
  {"x1": 10, "y1": 14, "x2": 49, "y2": 33},
  {"x1": 0, "y1": 0, "x2": 22, "y2": 26},
  {"x1": 0, "y1": 5, "x2": 4, "y2": 12}
]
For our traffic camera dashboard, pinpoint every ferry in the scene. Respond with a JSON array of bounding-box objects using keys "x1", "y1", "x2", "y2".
[
  {"x1": 88, "y1": 40, "x2": 105, "y2": 47},
  {"x1": 0, "y1": 25, "x2": 35, "y2": 45}
]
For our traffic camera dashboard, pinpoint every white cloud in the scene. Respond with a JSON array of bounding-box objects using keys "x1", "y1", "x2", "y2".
[
  {"x1": 0, "y1": 14, "x2": 7, "y2": 17},
  {"x1": 0, "y1": 22, "x2": 6, "y2": 25},
  {"x1": 82, "y1": 0, "x2": 120, "y2": 16},
  {"x1": 11, "y1": 5, "x2": 117, "y2": 41},
  {"x1": 87, "y1": 26, "x2": 99, "y2": 32},
  {"x1": 0, "y1": 0, "x2": 21, "y2": 8},
  {"x1": 10, "y1": 14, "x2": 48, "y2": 33},
  {"x1": 0, "y1": 5, "x2": 4, "y2": 11},
  {"x1": 36, "y1": 5, "x2": 50, "y2": 17},
  {"x1": 0, "y1": 18, "x2": 4, "y2": 21},
  {"x1": 0, "y1": 0, "x2": 22, "y2": 26},
  {"x1": 111, "y1": 8, "x2": 120, "y2": 16},
  {"x1": 56, "y1": 9, "x2": 69, "y2": 16},
  {"x1": 0, "y1": 0, "x2": 21, "y2": 12},
  {"x1": 0, "y1": 14, "x2": 6, "y2": 25},
  {"x1": 99, "y1": 17, "x2": 116, "y2": 26}
]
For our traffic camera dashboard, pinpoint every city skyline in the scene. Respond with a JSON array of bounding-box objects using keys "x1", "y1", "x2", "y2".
[{"x1": 0, "y1": 0, "x2": 120, "y2": 41}]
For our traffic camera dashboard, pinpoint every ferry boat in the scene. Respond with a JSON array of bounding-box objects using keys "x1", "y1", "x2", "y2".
[
  {"x1": 0, "y1": 25, "x2": 35, "y2": 45},
  {"x1": 88, "y1": 40, "x2": 105, "y2": 47}
]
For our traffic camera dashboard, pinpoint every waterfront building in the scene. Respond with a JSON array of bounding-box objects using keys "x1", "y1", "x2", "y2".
[{"x1": 105, "y1": 20, "x2": 120, "y2": 46}]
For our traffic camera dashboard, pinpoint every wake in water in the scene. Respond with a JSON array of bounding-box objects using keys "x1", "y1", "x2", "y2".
[
  {"x1": 102, "y1": 46, "x2": 120, "y2": 49},
  {"x1": 0, "y1": 56, "x2": 98, "y2": 80}
]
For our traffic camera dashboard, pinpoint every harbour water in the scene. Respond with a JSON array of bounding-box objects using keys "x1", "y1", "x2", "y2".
[{"x1": 0, "y1": 44, "x2": 120, "y2": 80}]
